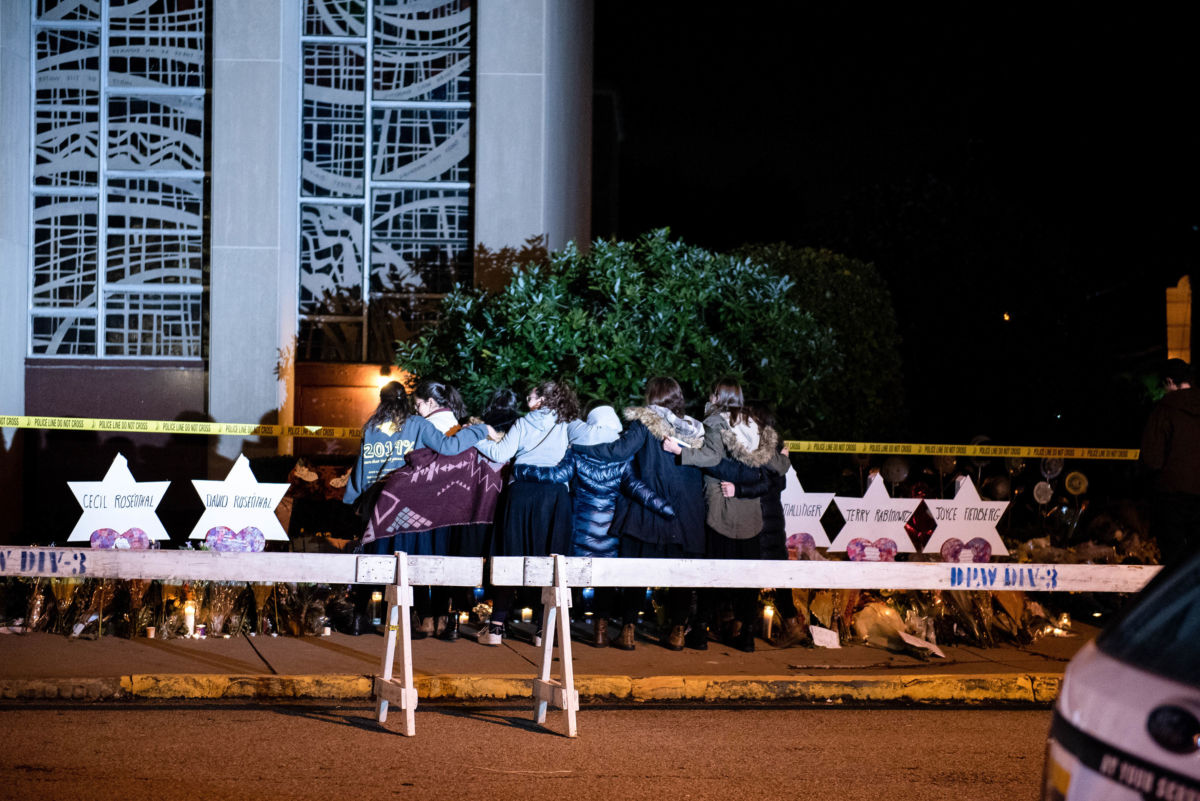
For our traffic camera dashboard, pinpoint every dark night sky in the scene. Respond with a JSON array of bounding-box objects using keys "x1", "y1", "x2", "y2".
[{"x1": 592, "y1": 4, "x2": 1200, "y2": 445}]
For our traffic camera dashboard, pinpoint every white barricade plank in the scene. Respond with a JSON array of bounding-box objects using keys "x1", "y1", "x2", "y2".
[
  {"x1": 0, "y1": 547, "x2": 484, "y2": 587},
  {"x1": 0, "y1": 547, "x2": 359, "y2": 582},
  {"x1": 499, "y1": 557, "x2": 1159, "y2": 594}
]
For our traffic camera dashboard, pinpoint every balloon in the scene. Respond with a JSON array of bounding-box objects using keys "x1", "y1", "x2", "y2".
[
  {"x1": 1033, "y1": 481, "x2": 1054, "y2": 505},
  {"x1": 933, "y1": 454, "x2": 957, "y2": 474},
  {"x1": 1041, "y1": 458, "x2": 1064, "y2": 480},
  {"x1": 882, "y1": 456, "x2": 910, "y2": 484},
  {"x1": 1064, "y1": 471, "x2": 1088, "y2": 495},
  {"x1": 981, "y1": 475, "x2": 1011, "y2": 500},
  {"x1": 967, "y1": 435, "x2": 992, "y2": 470}
]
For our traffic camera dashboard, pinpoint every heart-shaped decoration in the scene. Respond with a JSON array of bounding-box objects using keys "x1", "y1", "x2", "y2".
[
  {"x1": 90, "y1": 528, "x2": 119, "y2": 549},
  {"x1": 847, "y1": 537, "x2": 898, "y2": 561},
  {"x1": 237, "y1": 526, "x2": 266, "y2": 553},
  {"x1": 204, "y1": 526, "x2": 235, "y2": 551},
  {"x1": 91, "y1": 528, "x2": 152, "y2": 549},
  {"x1": 206, "y1": 526, "x2": 266, "y2": 552},
  {"x1": 116, "y1": 528, "x2": 151, "y2": 550},
  {"x1": 940, "y1": 537, "x2": 991, "y2": 563},
  {"x1": 873, "y1": 538, "x2": 898, "y2": 561},
  {"x1": 965, "y1": 537, "x2": 992, "y2": 562},
  {"x1": 785, "y1": 532, "x2": 816, "y2": 559}
]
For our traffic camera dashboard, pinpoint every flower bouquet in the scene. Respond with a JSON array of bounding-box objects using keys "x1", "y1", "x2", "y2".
[
  {"x1": 204, "y1": 582, "x2": 243, "y2": 637},
  {"x1": 250, "y1": 582, "x2": 275, "y2": 635},
  {"x1": 49, "y1": 577, "x2": 82, "y2": 635}
]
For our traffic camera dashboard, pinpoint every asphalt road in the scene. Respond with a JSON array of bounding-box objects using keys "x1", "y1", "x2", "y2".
[{"x1": 0, "y1": 703, "x2": 1052, "y2": 800}]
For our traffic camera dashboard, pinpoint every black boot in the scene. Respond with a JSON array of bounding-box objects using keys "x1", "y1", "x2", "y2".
[
  {"x1": 437, "y1": 613, "x2": 459, "y2": 641},
  {"x1": 684, "y1": 623, "x2": 709, "y2": 650},
  {"x1": 732, "y1": 619, "x2": 755, "y2": 653}
]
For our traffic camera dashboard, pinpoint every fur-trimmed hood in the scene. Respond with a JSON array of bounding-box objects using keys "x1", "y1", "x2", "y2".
[
  {"x1": 703, "y1": 411, "x2": 779, "y2": 468},
  {"x1": 624, "y1": 406, "x2": 706, "y2": 448}
]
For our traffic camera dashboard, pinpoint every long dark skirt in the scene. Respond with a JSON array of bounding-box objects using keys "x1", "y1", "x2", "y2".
[
  {"x1": 370, "y1": 527, "x2": 451, "y2": 556},
  {"x1": 452, "y1": 523, "x2": 491, "y2": 558},
  {"x1": 490, "y1": 481, "x2": 571, "y2": 626},
  {"x1": 494, "y1": 480, "x2": 572, "y2": 557},
  {"x1": 703, "y1": 527, "x2": 762, "y2": 629}
]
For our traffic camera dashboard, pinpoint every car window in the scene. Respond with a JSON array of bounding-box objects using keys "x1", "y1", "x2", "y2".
[{"x1": 1096, "y1": 554, "x2": 1200, "y2": 689}]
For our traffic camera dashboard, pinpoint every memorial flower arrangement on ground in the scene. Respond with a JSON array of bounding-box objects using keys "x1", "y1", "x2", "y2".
[{"x1": 203, "y1": 582, "x2": 245, "y2": 637}]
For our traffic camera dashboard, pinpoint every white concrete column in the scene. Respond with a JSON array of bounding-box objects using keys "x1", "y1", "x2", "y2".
[
  {"x1": 475, "y1": 0, "x2": 593, "y2": 260},
  {"x1": 0, "y1": 1, "x2": 31, "y2": 429},
  {"x1": 209, "y1": 0, "x2": 299, "y2": 461},
  {"x1": 544, "y1": 0, "x2": 593, "y2": 251}
]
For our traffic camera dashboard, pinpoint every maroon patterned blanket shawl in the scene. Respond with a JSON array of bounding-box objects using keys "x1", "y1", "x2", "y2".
[{"x1": 362, "y1": 448, "x2": 504, "y2": 545}]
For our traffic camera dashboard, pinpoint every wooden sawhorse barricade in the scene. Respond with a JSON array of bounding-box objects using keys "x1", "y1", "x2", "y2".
[
  {"x1": 368, "y1": 553, "x2": 582, "y2": 737},
  {"x1": 355, "y1": 553, "x2": 486, "y2": 737},
  {"x1": 489, "y1": 555, "x2": 1161, "y2": 738}
]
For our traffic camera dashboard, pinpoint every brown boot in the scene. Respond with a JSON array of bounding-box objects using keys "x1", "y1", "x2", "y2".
[
  {"x1": 776, "y1": 616, "x2": 809, "y2": 648},
  {"x1": 615, "y1": 622, "x2": 636, "y2": 650},
  {"x1": 592, "y1": 617, "x2": 609, "y2": 648},
  {"x1": 665, "y1": 624, "x2": 686, "y2": 651}
]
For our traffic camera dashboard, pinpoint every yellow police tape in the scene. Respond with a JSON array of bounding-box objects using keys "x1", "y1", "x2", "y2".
[
  {"x1": 782, "y1": 440, "x2": 1138, "y2": 460},
  {"x1": 0, "y1": 414, "x2": 361, "y2": 440},
  {"x1": 0, "y1": 414, "x2": 1139, "y2": 459}
]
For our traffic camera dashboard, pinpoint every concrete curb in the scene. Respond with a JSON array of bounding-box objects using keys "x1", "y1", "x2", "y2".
[{"x1": 0, "y1": 673, "x2": 1062, "y2": 704}]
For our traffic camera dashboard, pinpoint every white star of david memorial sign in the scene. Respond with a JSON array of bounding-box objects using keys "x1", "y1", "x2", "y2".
[
  {"x1": 189, "y1": 454, "x2": 289, "y2": 543},
  {"x1": 922, "y1": 475, "x2": 1009, "y2": 560},
  {"x1": 780, "y1": 467, "x2": 835, "y2": 549},
  {"x1": 829, "y1": 472, "x2": 920, "y2": 554},
  {"x1": 67, "y1": 454, "x2": 171, "y2": 543}
]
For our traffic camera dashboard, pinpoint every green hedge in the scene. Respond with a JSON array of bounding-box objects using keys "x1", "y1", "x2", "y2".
[{"x1": 396, "y1": 230, "x2": 901, "y2": 437}]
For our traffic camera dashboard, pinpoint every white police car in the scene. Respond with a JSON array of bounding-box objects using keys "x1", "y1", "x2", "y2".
[{"x1": 1043, "y1": 551, "x2": 1200, "y2": 800}]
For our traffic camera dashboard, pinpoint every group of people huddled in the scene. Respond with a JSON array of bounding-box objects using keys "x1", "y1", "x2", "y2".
[{"x1": 343, "y1": 375, "x2": 803, "y2": 652}]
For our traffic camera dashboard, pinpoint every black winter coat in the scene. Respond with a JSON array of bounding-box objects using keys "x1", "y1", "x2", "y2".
[
  {"x1": 572, "y1": 407, "x2": 706, "y2": 554},
  {"x1": 515, "y1": 452, "x2": 675, "y2": 558}
]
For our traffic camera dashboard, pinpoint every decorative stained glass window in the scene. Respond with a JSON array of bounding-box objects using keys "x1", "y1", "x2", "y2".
[
  {"x1": 30, "y1": 0, "x2": 206, "y2": 359},
  {"x1": 300, "y1": 0, "x2": 472, "y2": 362}
]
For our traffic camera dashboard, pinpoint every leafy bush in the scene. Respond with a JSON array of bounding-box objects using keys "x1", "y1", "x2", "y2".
[
  {"x1": 736, "y1": 244, "x2": 904, "y2": 438},
  {"x1": 397, "y1": 230, "x2": 899, "y2": 436}
]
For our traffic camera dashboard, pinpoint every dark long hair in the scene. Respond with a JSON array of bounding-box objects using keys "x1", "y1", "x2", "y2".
[
  {"x1": 531, "y1": 378, "x2": 581, "y2": 422},
  {"x1": 365, "y1": 381, "x2": 410, "y2": 431},
  {"x1": 413, "y1": 378, "x2": 468, "y2": 420},
  {"x1": 710, "y1": 378, "x2": 751, "y2": 427},
  {"x1": 481, "y1": 387, "x2": 521, "y2": 433},
  {"x1": 644, "y1": 376, "x2": 686, "y2": 417}
]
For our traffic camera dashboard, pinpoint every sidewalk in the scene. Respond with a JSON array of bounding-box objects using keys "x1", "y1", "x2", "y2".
[{"x1": 0, "y1": 620, "x2": 1092, "y2": 705}]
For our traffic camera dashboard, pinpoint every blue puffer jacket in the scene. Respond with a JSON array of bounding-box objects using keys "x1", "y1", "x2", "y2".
[{"x1": 514, "y1": 452, "x2": 676, "y2": 557}]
